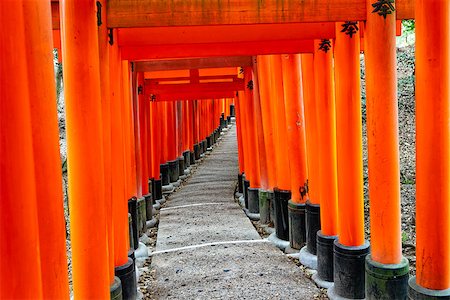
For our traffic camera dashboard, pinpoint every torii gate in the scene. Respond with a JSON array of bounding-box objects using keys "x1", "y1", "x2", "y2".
[{"x1": 1, "y1": 1, "x2": 448, "y2": 300}]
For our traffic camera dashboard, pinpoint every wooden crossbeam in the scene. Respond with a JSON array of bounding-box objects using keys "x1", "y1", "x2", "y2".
[
  {"x1": 51, "y1": 1, "x2": 414, "y2": 30},
  {"x1": 117, "y1": 23, "x2": 335, "y2": 46},
  {"x1": 145, "y1": 80, "x2": 244, "y2": 101},
  {"x1": 146, "y1": 81, "x2": 245, "y2": 95},
  {"x1": 121, "y1": 40, "x2": 314, "y2": 60},
  {"x1": 135, "y1": 57, "x2": 251, "y2": 72},
  {"x1": 144, "y1": 68, "x2": 238, "y2": 79},
  {"x1": 148, "y1": 75, "x2": 238, "y2": 83},
  {"x1": 150, "y1": 91, "x2": 236, "y2": 101},
  {"x1": 107, "y1": 0, "x2": 414, "y2": 28}
]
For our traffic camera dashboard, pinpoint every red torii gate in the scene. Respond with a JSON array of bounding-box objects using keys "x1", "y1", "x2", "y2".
[{"x1": 1, "y1": 1, "x2": 448, "y2": 300}]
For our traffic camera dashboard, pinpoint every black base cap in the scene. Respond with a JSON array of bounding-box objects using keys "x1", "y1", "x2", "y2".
[
  {"x1": 110, "y1": 276, "x2": 122, "y2": 300},
  {"x1": 366, "y1": 255, "x2": 410, "y2": 300},
  {"x1": 248, "y1": 187, "x2": 259, "y2": 214},
  {"x1": 177, "y1": 156, "x2": 185, "y2": 176},
  {"x1": 243, "y1": 180, "x2": 250, "y2": 209},
  {"x1": 288, "y1": 201, "x2": 306, "y2": 250},
  {"x1": 207, "y1": 135, "x2": 212, "y2": 148},
  {"x1": 160, "y1": 163, "x2": 170, "y2": 185},
  {"x1": 115, "y1": 258, "x2": 137, "y2": 300},
  {"x1": 190, "y1": 151, "x2": 195, "y2": 165},
  {"x1": 145, "y1": 192, "x2": 153, "y2": 223},
  {"x1": 183, "y1": 150, "x2": 190, "y2": 168},
  {"x1": 194, "y1": 144, "x2": 201, "y2": 160},
  {"x1": 238, "y1": 173, "x2": 244, "y2": 193},
  {"x1": 136, "y1": 197, "x2": 147, "y2": 237},
  {"x1": 333, "y1": 240, "x2": 370, "y2": 299},
  {"x1": 408, "y1": 277, "x2": 450, "y2": 299},
  {"x1": 230, "y1": 104, "x2": 235, "y2": 117},
  {"x1": 306, "y1": 201, "x2": 321, "y2": 255},
  {"x1": 317, "y1": 231, "x2": 338, "y2": 282},
  {"x1": 152, "y1": 179, "x2": 163, "y2": 201},
  {"x1": 128, "y1": 214, "x2": 134, "y2": 250},
  {"x1": 168, "y1": 159, "x2": 180, "y2": 182},
  {"x1": 127, "y1": 198, "x2": 139, "y2": 250},
  {"x1": 202, "y1": 139, "x2": 207, "y2": 153},
  {"x1": 273, "y1": 188, "x2": 291, "y2": 241}
]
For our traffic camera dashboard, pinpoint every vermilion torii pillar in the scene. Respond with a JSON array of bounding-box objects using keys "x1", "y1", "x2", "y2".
[
  {"x1": 109, "y1": 28, "x2": 130, "y2": 287},
  {"x1": 269, "y1": 55, "x2": 292, "y2": 243},
  {"x1": 1, "y1": 1, "x2": 67, "y2": 298},
  {"x1": 242, "y1": 67, "x2": 262, "y2": 214},
  {"x1": 364, "y1": 0, "x2": 409, "y2": 297},
  {"x1": 312, "y1": 39, "x2": 339, "y2": 287},
  {"x1": 256, "y1": 56, "x2": 278, "y2": 225},
  {"x1": 97, "y1": 0, "x2": 116, "y2": 288},
  {"x1": 409, "y1": 0, "x2": 450, "y2": 298},
  {"x1": 299, "y1": 54, "x2": 322, "y2": 269},
  {"x1": 281, "y1": 54, "x2": 309, "y2": 252},
  {"x1": 60, "y1": 0, "x2": 110, "y2": 297},
  {"x1": 248, "y1": 59, "x2": 268, "y2": 217},
  {"x1": 24, "y1": 2, "x2": 71, "y2": 298},
  {"x1": 330, "y1": 22, "x2": 370, "y2": 299}
]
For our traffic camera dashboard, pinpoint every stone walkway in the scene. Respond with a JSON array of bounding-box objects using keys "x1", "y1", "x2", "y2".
[{"x1": 148, "y1": 125, "x2": 320, "y2": 299}]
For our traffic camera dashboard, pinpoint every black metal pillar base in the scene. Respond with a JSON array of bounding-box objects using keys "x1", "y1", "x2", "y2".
[
  {"x1": 160, "y1": 163, "x2": 170, "y2": 186},
  {"x1": 144, "y1": 193, "x2": 153, "y2": 222},
  {"x1": 128, "y1": 214, "x2": 134, "y2": 249},
  {"x1": 238, "y1": 173, "x2": 244, "y2": 194},
  {"x1": 190, "y1": 151, "x2": 195, "y2": 165},
  {"x1": 137, "y1": 196, "x2": 147, "y2": 236},
  {"x1": 115, "y1": 258, "x2": 137, "y2": 300},
  {"x1": 128, "y1": 197, "x2": 139, "y2": 250},
  {"x1": 194, "y1": 144, "x2": 201, "y2": 160},
  {"x1": 243, "y1": 179, "x2": 250, "y2": 209},
  {"x1": 331, "y1": 240, "x2": 370, "y2": 299},
  {"x1": 177, "y1": 156, "x2": 184, "y2": 176},
  {"x1": 306, "y1": 201, "x2": 321, "y2": 255},
  {"x1": 230, "y1": 104, "x2": 235, "y2": 117},
  {"x1": 408, "y1": 277, "x2": 450, "y2": 299},
  {"x1": 183, "y1": 150, "x2": 190, "y2": 168},
  {"x1": 273, "y1": 188, "x2": 291, "y2": 241},
  {"x1": 288, "y1": 201, "x2": 306, "y2": 250},
  {"x1": 227, "y1": 115, "x2": 231, "y2": 123},
  {"x1": 152, "y1": 179, "x2": 163, "y2": 201},
  {"x1": 202, "y1": 139, "x2": 207, "y2": 153},
  {"x1": 168, "y1": 159, "x2": 179, "y2": 182},
  {"x1": 259, "y1": 189, "x2": 270, "y2": 224},
  {"x1": 206, "y1": 135, "x2": 212, "y2": 148},
  {"x1": 110, "y1": 276, "x2": 122, "y2": 300},
  {"x1": 268, "y1": 190, "x2": 275, "y2": 225},
  {"x1": 317, "y1": 230, "x2": 338, "y2": 283},
  {"x1": 365, "y1": 255, "x2": 409, "y2": 299},
  {"x1": 248, "y1": 187, "x2": 259, "y2": 213}
]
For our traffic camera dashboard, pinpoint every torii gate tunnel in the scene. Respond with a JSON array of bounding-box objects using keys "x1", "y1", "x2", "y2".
[{"x1": 1, "y1": 0, "x2": 449, "y2": 299}]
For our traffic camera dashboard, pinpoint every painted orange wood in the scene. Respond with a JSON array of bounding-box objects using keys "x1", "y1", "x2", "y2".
[
  {"x1": 146, "y1": 81, "x2": 245, "y2": 95},
  {"x1": 60, "y1": 0, "x2": 110, "y2": 297},
  {"x1": 135, "y1": 57, "x2": 252, "y2": 72},
  {"x1": 117, "y1": 23, "x2": 335, "y2": 46},
  {"x1": 334, "y1": 22, "x2": 365, "y2": 247},
  {"x1": 106, "y1": 0, "x2": 414, "y2": 28},
  {"x1": 415, "y1": 0, "x2": 450, "y2": 290},
  {"x1": 364, "y1": 0, "x2": 402, "y2": 265},
  {"x1": 120, "y1": 40, "x2": 315, "y2": 60}
]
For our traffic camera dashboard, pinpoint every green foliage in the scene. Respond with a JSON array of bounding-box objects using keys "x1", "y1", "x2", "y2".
[{"x1": 402, "y1": 20, "x2": 415, "y2": 33}]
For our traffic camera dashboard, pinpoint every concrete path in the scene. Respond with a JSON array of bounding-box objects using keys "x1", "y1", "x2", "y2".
[{"x1": 148, "y1": 126, "x2": 320, "y2": 299}]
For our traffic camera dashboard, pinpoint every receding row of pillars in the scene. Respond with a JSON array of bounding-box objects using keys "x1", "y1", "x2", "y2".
[
  {"x1": 1, "y1": 1, "x2": 235, "y2": 299},
  {"x1": 234, "y1": 10, "x2": 449, "y2": 300}
]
